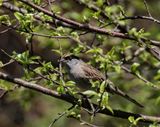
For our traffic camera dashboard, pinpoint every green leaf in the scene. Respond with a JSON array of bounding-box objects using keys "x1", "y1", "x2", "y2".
[
  {"x1": 0, "y1": 61, "x2": 3, "y2": 68},
  {"x1": 86, "y1": 47, "x2": 103, "y2": 54},
  {"x1": 128, "y1": 116, "x2": 143, "y2": 125},
  {"x1": 71, "y1": 44, "x2": 86, "y2": 54},
  {"x1": 32, "y1": 0, "x2": 41, "y2": 4},
  {"x1": 0, "y1": 79, "x2": 13, "y2": 90},
  {"x1": 14, "y1": 12, "x2": 24, "y2": 21},
  {"x1": 106, "y1": 105, "x2": 114, "y2": 114},
  {"x1": 154, "y1": 69, "x2": 160, "y2": 80},
  {"x1": 14, "y1": 12, "x2": 34, "y2": 30},
  {"x1": 128, "y1": 116, "x2": 135, "y2": 123},
  {"x1": 99, "y1": 81, "x2": 106, "y2": 93},
  {"x1": 68, "y1": 111, "x2": 76, "y2": 117},
  {"x1": 42, "y1": 62, "x2": 54, "y2": 70},
  {"x1": 96, "y1": 0, "x2": 104, "y2": 7},
  {"x1": 98, "y1": 92, "x2": 113, "y2": 113},
  {"x1": 49, "y1": 73, "x2": 58, "y2": 81},
  {"x1": 56, "y1": 26, "x2": 65, "y2": 34},
  {"x1": 0, "y1": 0, "x2": 2, "y2": 6},
  {"x1": 129, "y1": 28, "x2": 138, "y2": 36},
  {"x1": 52, "y1": 49, "x2": 61, "y2": 55},
  {"x1": 65, "y1": 81, "x2": 76, "y2": 87},
  {"x1": 13, "y1": 51, "x2": 40, "y2": 66},
  {"x1": 67, "y1": 110, "x2": 81, "y2": 120},
  {"x1": 82, "y1": 15, "x2": 88, "y2": 22},
  {"x1": 155, "y1": 96, "x2": 160, "y2": 105},
  {"x1": 71, "y1": 32, "x2": 79, "y2": 39},
  {"x1": 131, "y1": 62, "x2": 140, "y2": 74},
  {"x1": 82, "y1": 90, "x2": 97, "y2": 96},
  {"x1": 90, "y1": 80, "x2": 101, "y2": 88},
  {"x1": 57, "y1": 85, "x2": 65, "y2": 94},
  {"x1": 23, "y1": 68, "x2": 34, "y2": 79},
  {"x1": 92, "y1": 11, "x2": 101, "y2": 20},
  {"x1": 149, "y1": 122, "x2": 159, "y2": 127},
  {"x1": 0, "y1": 15, "x2": 11, "y2": 25},
  {"x1": 38, "y1": 12, "x2": 52, "y2": 22},
  {"x1": 114, "y1": 65, "x2": 121, "y2": 73}
]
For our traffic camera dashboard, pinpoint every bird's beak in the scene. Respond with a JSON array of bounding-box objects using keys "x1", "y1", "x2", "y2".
[{"x1": 58, "y1": 58, "x2": 65, "y2": 63}]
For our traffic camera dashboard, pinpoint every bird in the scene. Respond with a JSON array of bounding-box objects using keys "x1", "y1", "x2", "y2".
[{"x1": 60, "y1": 55, "x2": 143, "y2": 108}]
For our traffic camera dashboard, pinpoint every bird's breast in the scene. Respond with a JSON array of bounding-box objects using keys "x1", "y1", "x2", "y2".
[{"x1": 68, "y1": 64, "x2": 91, "y2": 90}]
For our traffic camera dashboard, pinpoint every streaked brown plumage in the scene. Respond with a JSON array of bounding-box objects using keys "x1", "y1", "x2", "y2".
[{"x1": 81, "y1": 62, "x2": 106, "y2": 81}]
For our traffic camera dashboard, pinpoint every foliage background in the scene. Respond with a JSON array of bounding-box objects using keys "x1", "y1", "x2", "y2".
[{"x1": 0, "y1": 0, "x2": 160, "y2": 127}]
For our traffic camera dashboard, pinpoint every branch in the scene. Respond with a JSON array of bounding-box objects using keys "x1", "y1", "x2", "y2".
[
  {"x1": 1, "y1": 22, "x2": 71, "y2": 39},
  {"x1": 2, "y1": 1, "x2": 160, "y2": 61},
  {"x1": 121, "y1": 16, "x2": 160, "y2": 25},
  {"x1": 0, "y1": 71, "x2": 160, "y2": 124},
  {"x1": 2, "y1": 0, "x2": 160, "y2": 60},
  {"x1": 120, "y1": 0, "x2": 160, "y2": 25},
  {"x1": 74, "y1": 0, "x2": 160, "y2": 47},
  {"x1": 143, "y1": 0, "x2": 152, "y2": 17},
  {"x1": 17, "y1": 0, "x2": 160, "y2": 44},
  {"x1": 15, "y1": 0, "x2": 132, "y2": 39},
  {"x1": 74, "y1": 0, "x2": 128, "y2": 33},
  {"x1": 74, "y1": 0, "x2": 109, "y2": 19}
]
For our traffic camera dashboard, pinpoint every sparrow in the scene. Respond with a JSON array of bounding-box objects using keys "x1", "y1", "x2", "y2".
[{"x1": 61, "y1": 55, "x2": 143, "y2": 108}]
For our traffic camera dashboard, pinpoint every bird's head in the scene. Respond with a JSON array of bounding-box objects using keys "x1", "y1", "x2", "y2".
[{"x1": 60, "y1": 54, "x2": 81, "y2": 68}]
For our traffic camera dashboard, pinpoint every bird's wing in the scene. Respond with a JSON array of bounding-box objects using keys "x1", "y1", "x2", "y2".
[
  {"x1": 80, "y1": 62, "x2": 143, "y2": 108},
  {"x1": 81, "y1": 62, "x2": 105, "y2": 81}
]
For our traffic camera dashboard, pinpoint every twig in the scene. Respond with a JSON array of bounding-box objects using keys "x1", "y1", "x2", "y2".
[
  {"x1": 120, "y1": 65, "x2": 160, "y2": 89},
  {"x1": 0, "y1": 85, "x2": 19, "y2": 98},
  {"x1": 0, "y1": 59, "x2": 15, "y2": 68},
  {"x1": 120, "y1": 16, "x2": 160, "y2": 25},
  {"x1": 0, "y1": 23, "x2": 19, "y2": 34},
  {"x1": 58, "y1": 41, "x2": 68, "y2": 91},
  {"x1": 143, "y1": 0, "x2": 152, "y2": 17},
  {"x1": 27, "y1": 76, "x2": 43, "y2": 82},
  {"x1": 41, "y1": 0, "x2": 55, "y2": 8},
  {"x1": 78, "y1": 93, "x2": 96, "y2": 116},
  {"x1": 1, "y1": 23, "x2": 72, "y2": 39},
  {"x1": 0, "y1": 27, "x2": 12, "y2": 34},
  {"x1": 49, "y1": 105, "x2": 74, "y2": 127}
]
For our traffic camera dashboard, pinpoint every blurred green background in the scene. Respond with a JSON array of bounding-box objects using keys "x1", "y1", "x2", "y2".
[{"x1": 0, "y1": 0, "x2": 160, "y2": 127}]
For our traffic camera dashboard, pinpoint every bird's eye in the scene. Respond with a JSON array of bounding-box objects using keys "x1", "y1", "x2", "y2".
[
  {"x1": 64, "y1": 56, "x2": 72, "y2": 60},
  {"x1": 72, "y1": 55, "x2": 79, "y2": 59}
]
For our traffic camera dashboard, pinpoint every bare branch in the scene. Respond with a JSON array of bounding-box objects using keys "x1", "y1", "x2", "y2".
[
  {"x1": 143, "y1": 0, "x2": 152, "y2": 17},
  {"x1": 120, "y1": 15, "x2": 160, "y2": 25}
]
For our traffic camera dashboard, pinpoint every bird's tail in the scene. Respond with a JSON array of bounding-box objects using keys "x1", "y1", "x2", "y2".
[{"x1": 105, "y1": 82, "x2": 144, "y2": 108}]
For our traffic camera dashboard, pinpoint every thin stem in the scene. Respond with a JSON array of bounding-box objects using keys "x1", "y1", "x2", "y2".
[{"x1": 49, "y1": 105, "x2": 74, "y2": 127}]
